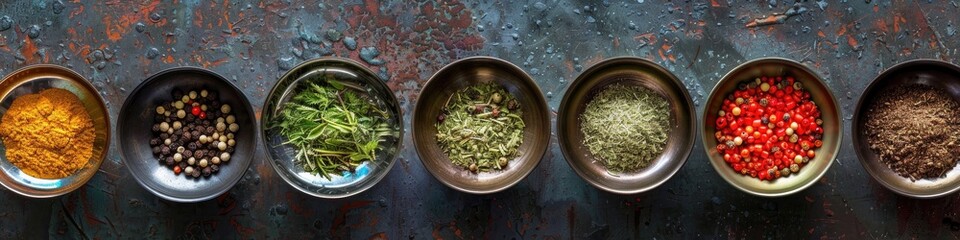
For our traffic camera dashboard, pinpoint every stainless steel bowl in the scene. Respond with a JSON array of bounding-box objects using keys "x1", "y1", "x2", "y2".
[
  {"x1": 413, "y1": 56, "x2": 550, "y2": 194},
  {"x1": 557, "y1": 57, "x2": 696, "y2": 194},
  {"x1": 0, "y1": 64, "x2": 110, "y2": 198},
  {"x1": 853, "y1": 59, "x2": 960, "y2": 198},
  {"x1": 118, "y1": 67, "x2": 256, "y2": 202},
  {"x1": 261, "y1": 57, "x2": 403, "y2": 199},
  {"x1": 702, "y1": 57, "x2": 842, "y2": 197}
]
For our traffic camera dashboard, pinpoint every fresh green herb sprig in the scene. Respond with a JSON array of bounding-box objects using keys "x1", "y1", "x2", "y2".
[
  {"x1": 580, "y1": 84, "x2": 671, "y2": 173},
  {"x1": 271, "y1": 75, "x2": 395, "y2": 179},
  {"x1": 436, "y1": 83, "x2": 524, "y2": 173}
]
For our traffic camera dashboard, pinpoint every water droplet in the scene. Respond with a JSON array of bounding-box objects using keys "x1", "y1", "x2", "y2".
[
  {"x1": 0, "y1": 16, "x2": 12, "y2": 32},
  {"x1": 277, "y1": 57, "x2": 295, "y2": 71},
  {"x1": 51, "y1": 1, "x2": 65, "y2": 15},
  {"x1": 26, "y1": 25, "x2": 40, "y2": 39},
  {"x1": 343, "y1": 37, "x2": 357, "y2": 50},
  {"x1": 149, "y1": 12, "x2": 162, "y2": 23},
  {"x1": 145, "y1": 47, "x2": 160, "y2": 59},
  {"x1": 360, "y1": 47, "x2": 383, "y2": 65},
  {"x1": 135, "y1": 22, "x2": 146, "y2": 33}
]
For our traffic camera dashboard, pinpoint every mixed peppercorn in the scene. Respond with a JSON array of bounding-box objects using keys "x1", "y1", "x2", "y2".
[
  {"x1": 713, "y1": 76, "x2": 824, "y2": 181},
  {"x1": 150, "y1": 89, "x2": 239, "y2": 178}
]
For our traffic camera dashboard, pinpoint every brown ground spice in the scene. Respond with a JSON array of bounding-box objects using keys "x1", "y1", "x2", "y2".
[
  {"x1": 865, "y1": 84, "x2": 960, "y2": 181},
  {"x1": 0, "y1": 88, "x2": 95, "y2": 179}
]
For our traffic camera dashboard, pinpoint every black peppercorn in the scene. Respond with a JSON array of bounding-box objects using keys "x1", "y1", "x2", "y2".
[
  {"x1": 185, "y1": 114, "x2": 195, "y2": 122},
  {"x1": 183, "y1": 131, "x2": 192, "y2": 140},
  {"x1": 152, "y1": 146, "x2": 161, "y2": 155},
  {"x1": 152, "y1": 124, "x2": 160, "y2": 132},
  {"x1": 150, "y1": 138, "x2": 160, "y2": 146},
  {"x1": 226, "y1": 146, "x2": 234, "y2": 153},
  {"x1": 191, "y1": 170, "x2": 201, "y2": 178},
  {"x1": 172, "y1": 89, "x2": 184, "y2": 99},
  {"x1": 202, "y1": 167, "x2": 212, "y2": 177},
  {"x1": 160, "y1": 146, "x2": 171, "y2": 155},
  {"x1": 188, "y1": 142, "x2": 198, "y2": 150},
  {"x1": 207, "y1": 150, "x2": 216, "y2": 158},
  {"x1": 191, "y1": 130, "x2": 201, "y2": 138},
  {"x1": 160, "y1": 133, "x2": 169, "y2": 139},
  {"x1": 183, "y1": 150, "x2": 193, "y2": 158},
  {"x1": 205, "y1": 126, "x2": 215, "y2": 135},
  {"x1": 178, "y1": 161, "x2": 188, "y2": 169},
  {"x1": 165, "y1": 157, "x2": 175, "y2": 166},
  {"x1": 210, "y1": 164, "x2": 219, "y2": 173}
]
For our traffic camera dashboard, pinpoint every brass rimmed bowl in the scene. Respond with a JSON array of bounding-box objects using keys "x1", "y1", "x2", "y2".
[
  {"x1": 557, "y1": 57, "x2": 696, "y2": 194},
  {"x1": 413, "y1": 56, "x2": 550, "y2": 194},
  {"x1": 702, "y1": 57, "x2": 842, "y2": 197},
  {"x1": 0, "y1": 64, "x2": 110, "y2": 198},
  {"x1": 261, "y1": 57, "x2": 403, "y2": 199},
  {"x1": 119, "y1": 67, "x2": 256, "y2": 202},
  {"x1": 853, "y1": 59, "x2": 960, "y2": 198}
]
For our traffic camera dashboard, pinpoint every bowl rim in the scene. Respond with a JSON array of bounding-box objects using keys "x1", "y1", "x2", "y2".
[
  {"x1": 851, "y1": 58, "x2": 960, "y2": 199},
  {"x1": 260, "y1": 57, "x2": 403, "y2": 199},
  {"x1": 0, "y1": 64, "x2": 111, "y2": 198},
  {"x1": 701, "y1": 57, "x2": 842, "y2": 197},
  {"x1": 557, "y1": 56, "x2": 697, "y2": 194},
  {"x1": 413, "y1": 56, "x2": 549, "y2": 194},
  {"x1": 118, "y1": 66, "x2": 257, "y2": 202}
]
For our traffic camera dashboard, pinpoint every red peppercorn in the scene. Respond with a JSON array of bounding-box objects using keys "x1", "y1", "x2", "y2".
[
  {"x1": 191, "y1": 106, "x2": 201, "y2": 116},
  {"x1": 199, "y1": 111, "x2": 207, "y2": 119},
  {"x1": 714, "y1": 75, "x2": 824, "y2": 181},
  {"x1": 174, "y1": 166, "x2": 182, "y2": 175}
]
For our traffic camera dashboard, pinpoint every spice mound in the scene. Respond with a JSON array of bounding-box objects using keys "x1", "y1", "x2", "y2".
[
  {"x1": 270, "y1": 76, "x2": 396, "y2": 180},
  {"x1": 865, "y1": 84, "x2": 960, "y2": 181},
  {"x1": 436, "y1": 83, "x2": 524, "y2": 173},
  {"x1": 580, "y1": 84, "x2": 670, "y2": 173},
  {"x1": 713, "y1": 76, "x2": 824, "y2": 181},
  {"x1": 151, "y1": 89, "x2": 239, "y2": 178},
  {"x1": 0, "y1": 88, "x2": 95, "y2": 179}
]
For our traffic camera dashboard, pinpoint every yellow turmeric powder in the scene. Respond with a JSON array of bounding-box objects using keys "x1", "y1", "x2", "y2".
[{"x1": 0, "y1": 88, "x2": 95, "y2": 179}]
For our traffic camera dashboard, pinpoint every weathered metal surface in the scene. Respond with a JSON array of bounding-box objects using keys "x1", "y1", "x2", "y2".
[{"x1": 0, "y1": 0, "x2": 958, "y2": 238}]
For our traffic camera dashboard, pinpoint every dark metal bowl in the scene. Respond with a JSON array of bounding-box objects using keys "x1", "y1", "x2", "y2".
[
  {"x1": 118, "y1": 67, "x2": 256, "y2": 202},
  {"x1": 0, "y1": 64, "x2": 110, "y2": 198},
  {"x1": 557, "y1": 57, "x2": 696, "y2": 194},
  {"x1": 413, "y1": 56, "x2": 550, "y2": 194},
  {"x1": 261, "y1": 58, "x2": 403, "y2": 199},
  {"x1": 702, "y1": 57, "x2": 842, "y2": 197},
  {"x1": 853, "y1": 59, "x2": 960, "y2": 198}
]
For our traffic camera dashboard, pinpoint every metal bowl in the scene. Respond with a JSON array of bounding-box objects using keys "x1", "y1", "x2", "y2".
[
  {"x1": 261, "y1": 58, "x2": 402, "y2": 199},
  {"x1": 0, "y1": 65, "x2": 110, "y2": 198},
  {"x1": 702, "y1": 57, "x2": 842, "y2": 197},
  {"x1": 118, "y1": 67, "x2": 256, "y2": 202},
  {"x1": 413, "y1": 56, "x2": 550, "y2": 194},
  {"x1": 557, "y1": 57, "x2": 696, "y2": 194},
  {"x1": 853, "y1": 59, "x2": 960, "y2": 198}
]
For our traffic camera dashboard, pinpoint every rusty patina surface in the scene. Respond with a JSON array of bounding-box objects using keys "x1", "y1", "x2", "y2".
[{"x1": 0, "y1": 0, "x2": 959, "y2": 238}]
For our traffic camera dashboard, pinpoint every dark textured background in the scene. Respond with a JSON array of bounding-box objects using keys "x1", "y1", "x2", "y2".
[{"x1": 0, "y1": 0, "x2": 958, "y2": 239}]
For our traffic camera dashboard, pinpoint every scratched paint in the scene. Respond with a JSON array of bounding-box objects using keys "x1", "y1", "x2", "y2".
[{"x1": 0, "y1": 0, "x2": 960, "y2": 239}]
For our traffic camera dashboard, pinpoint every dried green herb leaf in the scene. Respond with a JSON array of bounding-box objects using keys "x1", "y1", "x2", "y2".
[{"x1": 580, "y1": 84, "x2": 671, "y2": 173}]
